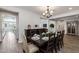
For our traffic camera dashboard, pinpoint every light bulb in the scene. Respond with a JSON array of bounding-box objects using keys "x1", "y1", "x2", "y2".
[
  {"x1": 50, "y1": 11, "x2": 53, "y2": 15},
  {"x1": 50, "y1": 11, "x2": 53, "y2": 13},
  {"x1": 45, "y1": 10, "x2": 48, "y2": 13},
  {"x1": 43, "y1": 13, "x2": 45, "y2": 15}
]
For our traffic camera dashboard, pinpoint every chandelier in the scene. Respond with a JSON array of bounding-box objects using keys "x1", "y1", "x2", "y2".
[{"x1": 41, "y1": 6, "x2": 54, "y2": 18}]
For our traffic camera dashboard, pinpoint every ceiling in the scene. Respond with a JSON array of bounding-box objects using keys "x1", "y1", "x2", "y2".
[{"x1": 17, "y1": 6, "x2": 79, "y2": 18}]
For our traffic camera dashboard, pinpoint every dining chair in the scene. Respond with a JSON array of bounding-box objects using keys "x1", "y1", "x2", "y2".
[
  {"x1": 40, "y1": 33, "x2": 56, "y2": 53},
  {"x1": 50, "y1": 33, "x2": 58, "y2": 53},
  {"x1": 22, "y1": 34, "x2": 39, "y2": 53},
  {"x1": 54, "y1": 33, "x2": 60, "y2": 52},
  {"x1": 57, "y1": 31, "x2": 62, "y2": 50},
  {"x1": 60, "y1": 30, "x2": 65, "y2": 48},
  {"x1": 57, "y1": 31, "x2": 64, "y2": 49}
]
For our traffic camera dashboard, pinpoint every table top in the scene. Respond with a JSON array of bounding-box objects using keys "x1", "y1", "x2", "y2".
[{"x1": 28, "y1": 38, "x2": 48, "y2": 47}]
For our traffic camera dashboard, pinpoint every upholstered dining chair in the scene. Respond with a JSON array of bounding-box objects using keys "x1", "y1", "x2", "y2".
[{"x1": 22, "y1": 34, "x2": 39, "y2": 53}]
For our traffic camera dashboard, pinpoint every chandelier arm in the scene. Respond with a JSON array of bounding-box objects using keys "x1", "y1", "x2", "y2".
[{"x1": 41, "y1": 6, "x2": 54, "y2": 18}]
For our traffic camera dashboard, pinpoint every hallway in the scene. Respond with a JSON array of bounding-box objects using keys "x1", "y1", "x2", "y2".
[{"x1": 0, "y1": 32, "x2": 22, "y2": 53}]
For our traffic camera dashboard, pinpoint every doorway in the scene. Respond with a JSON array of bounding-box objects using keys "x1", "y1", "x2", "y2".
[
  {"x1": 2, "y1": 15, "x2": 16, "y2": 38},
  {"x1": 0, "y1": 10, "x2": 19, "y2": 42}
]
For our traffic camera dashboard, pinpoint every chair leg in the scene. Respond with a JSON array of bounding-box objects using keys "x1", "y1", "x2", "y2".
[
  {"x1": 60, "y1": 40, "x2": 64, "y2": 48},
  {"x1": 62, "y1": 41, "x2": 64, "y2": 47},
  {"x1": 57, "y1": 42, "x2": 60, "y2": 51},
  {"x1": 60, "y1": 42, "x2": 62, "y2": 48},
  {"x1": 54, "y1": 44, "x2": 58, "y2": 53},
  {"x1": 54, "y1": 47, "x2": 57, "y2": 53},
  {"x1": 62, "y1": 42, "x2": 64, "y2": 47},
  {"x1": 23, "y1": 49, "x2": 26, "y2": 53},
  {"x1": 51, "y1": 49, "x2": 54, "y2": 53}
]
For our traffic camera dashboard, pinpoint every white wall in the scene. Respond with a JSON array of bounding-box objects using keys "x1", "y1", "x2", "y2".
[
  {"x1": 19, "y1": 10, "x2": 42, "y2": 43},
  {"x1": 39, "y1": 19, "x2": 57, "y2": 33},
  {"x1": 39, "y1": 19, "x2": 48, "y2": 29},
  {"x1": 0, "y1": 6, "x2": 42, "y2": 43}
]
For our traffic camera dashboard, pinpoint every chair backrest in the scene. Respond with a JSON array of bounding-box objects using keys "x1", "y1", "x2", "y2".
[
  {"x1": 57, "y1": 31, "x2": 62, "y2": 40},
  {"x1": 62, "y1": 30, "x2": 65, "y2": 36},
  {"x1": 57, "y1": 30, "x2": 64, "y2": 44},
  {"x1": 47, "y1": 33, "x2": 55, "y2": 52},
  {"x1": 61, "y1": 30, "x2": 65, "y2": 40},
  {"x1": 57, "y1": 31, "x2": 61, "y2": 36}
]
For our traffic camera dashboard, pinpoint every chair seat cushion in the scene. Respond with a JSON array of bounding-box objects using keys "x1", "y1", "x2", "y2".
[
  {"x1": 31, "y1": 36, "x2": 40, "y2": 40},
  {"x1": 28, "y1": 43, "x2": 39, "y2": 53},
  {"x1": 42, "y1": 37, "x2": 49, "y2": 41}
]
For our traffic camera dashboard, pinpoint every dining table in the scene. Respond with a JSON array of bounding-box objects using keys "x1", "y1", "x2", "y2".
[{"x1": 28, "y1": 37, "x2": 49, "y2": 48}]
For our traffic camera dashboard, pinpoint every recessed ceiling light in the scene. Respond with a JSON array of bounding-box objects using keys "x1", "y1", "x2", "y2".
[{"x1": 69, "y1": 7, "x2": 72, "y2": 10}]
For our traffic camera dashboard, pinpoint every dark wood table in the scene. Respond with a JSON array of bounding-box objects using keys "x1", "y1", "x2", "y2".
[{"x1": 28, "y1": 38, "x2": 48, "y2": 47}]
